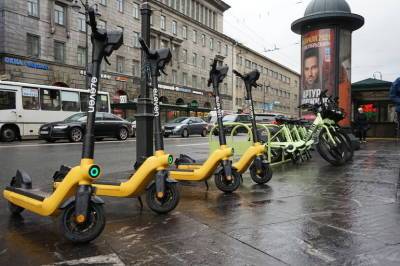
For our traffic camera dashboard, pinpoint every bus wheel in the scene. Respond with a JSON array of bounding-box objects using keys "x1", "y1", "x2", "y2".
[{"x1": 1, "y1": 126, "x2": 17, "y2": 142}]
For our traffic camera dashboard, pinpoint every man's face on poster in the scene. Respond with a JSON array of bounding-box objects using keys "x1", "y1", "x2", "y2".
[{"x1": 304, "y1": 56, "x2": 319, "y2": 89}]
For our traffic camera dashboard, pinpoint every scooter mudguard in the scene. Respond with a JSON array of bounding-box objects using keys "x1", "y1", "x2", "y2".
[
  {"x1": 13, "y1": 170, "x2": 32, "y2": 189},
  {"x1": 59, "y1": 194, "x2": 104, "y2": 209},
  {"x1": 155, "y1": 170, "x2": 167, "y2": 197},
  {"x1": 222, "y1": 160, "x2": 232, "y2": 181}
]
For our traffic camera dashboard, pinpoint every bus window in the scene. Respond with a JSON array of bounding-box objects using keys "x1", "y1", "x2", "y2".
[
  {"x1": 0, "y1": 90, "x2": 16, "y2": 110},
  {"x1": 98, "y1": 94, "x2": 109, "y2": 112},
  {"x1": 40, "y1": 88, "x2": 61, "y2": 111},
  {"x1": 22, "y1": 87, "x2": 40, "y2": 110},
  {"x1": 80, "y1": 93, "x2": 109, "y2": 112},
  {"x1": 61, "y1": 90, "x2": 80, "y2": 111}
]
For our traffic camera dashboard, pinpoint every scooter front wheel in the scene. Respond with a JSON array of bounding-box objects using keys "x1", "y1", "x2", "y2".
[
  {"x1": 214, "y1": 169, "x2": 241, "y2": 193},
  {"x1": 249, "y1": 163, "x2": 273, "y2": 184},
  {"x1": 146, "y1": 182, "x2": 180, "y2": 214},
  {"x1": 60, "y1": 202, "x2": 106, "y2": 243}
]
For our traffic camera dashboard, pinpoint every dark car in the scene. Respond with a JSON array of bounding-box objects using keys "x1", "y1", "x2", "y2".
[
  {"x1": 39, "y1": 112, "x2": 133, "y2": 142},
  {"x1": 163, "y1": 117, "x2": 208, "y2": 138},
  {"x1": 213, "y1": 114, "x2": 252, "y2": 135},
  {"x1": 255, "y1": 113, "x2": 279, "y2": 124}
]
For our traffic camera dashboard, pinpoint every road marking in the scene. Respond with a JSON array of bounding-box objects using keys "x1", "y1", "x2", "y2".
[
  {"x1": 43, "y1": 253, "x2": 125, "y2": 266},
  {"x1": 0, "y1": 137, "x2": 207, "y2": 149},
  {"x1": 175, "y1": 143, "x2": 208, "y2": 147}
]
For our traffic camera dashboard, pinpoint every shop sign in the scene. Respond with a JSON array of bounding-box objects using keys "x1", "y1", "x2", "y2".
[
  {"x1": 79, "y1": 70, "x2": 111, "y2": 80},
  {"x1": 119, "y1": 95, "x2": 128, "y2": 103},
  {"x1": 4, "y1": 57, "x2": 49, "y2": 70},
  {"x1": 116, "y1": 76, "x2": 129, "y2": 82},
  {"x1": 158, "y1": 84, "x2": 204, "y2": 95}
]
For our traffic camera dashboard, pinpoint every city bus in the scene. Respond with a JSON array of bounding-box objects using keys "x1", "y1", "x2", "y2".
[{"x1": 0, "y1": 81, "x2": 110, "y2": 142}]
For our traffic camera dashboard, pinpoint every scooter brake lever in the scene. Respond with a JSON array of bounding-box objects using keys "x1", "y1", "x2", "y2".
[{"x1": 104, "y1": 56, "x2": 111, "y2": 66}]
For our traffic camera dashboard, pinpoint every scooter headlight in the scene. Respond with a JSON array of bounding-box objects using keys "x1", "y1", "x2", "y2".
[
  {"x1": 168, "y1": 155, "x2": 174, "y2": 165},
  {"x1": 89, "y1": 165, "x2": 101, "y2": 178}
]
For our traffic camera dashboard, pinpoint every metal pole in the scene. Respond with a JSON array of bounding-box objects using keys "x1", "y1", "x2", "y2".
[{"x1": 135, "y1": 2, "x2": 153, "y2": 167}]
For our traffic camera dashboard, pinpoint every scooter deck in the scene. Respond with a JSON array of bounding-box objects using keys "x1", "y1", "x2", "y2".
[{"x1": 5, "y1": 187, "x2": 50, "y2": 201}]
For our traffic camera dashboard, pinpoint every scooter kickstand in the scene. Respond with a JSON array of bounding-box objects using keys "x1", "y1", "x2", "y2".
[{"x1": 137, "y1": 196, "x2": 144, "y2": 210}]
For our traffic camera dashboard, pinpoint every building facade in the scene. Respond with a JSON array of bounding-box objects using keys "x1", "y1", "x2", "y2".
[
  {"x1": 0, "y1": 0, "x2": 299, "y2": 118},
  {"x1": 233, "y1": 44, "x2": 300, "y2": 117}
]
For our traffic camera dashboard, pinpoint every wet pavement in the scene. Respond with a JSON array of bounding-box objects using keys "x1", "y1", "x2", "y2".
[{"x1": 0, "y1": 139, "x2": 399, "y2": 265}]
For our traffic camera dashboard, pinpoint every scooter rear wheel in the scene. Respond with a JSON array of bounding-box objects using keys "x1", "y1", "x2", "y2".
[
  {"x1": 214, "y1": 169, "x2": 241, "y2": 193},
  {"x1": 146, "y1": 182, "x2": 180, "y2": 214},
  {"x1": 60, "y1": 202, "x2": 106, "y2": 243},
  {"x1": 249, "y1": 163, "x2": 273, "y2": 184}
]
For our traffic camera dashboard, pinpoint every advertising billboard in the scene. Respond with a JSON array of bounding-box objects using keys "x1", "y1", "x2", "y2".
[{"x1": 301, "y1": 29, "x2": 336, "y2": 105}]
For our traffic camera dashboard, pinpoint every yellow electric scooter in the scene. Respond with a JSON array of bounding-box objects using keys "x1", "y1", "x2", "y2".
[
  {"x1": 3, "y1": 6, "x2": 123, "y2": 243},
  {"x1": 169, "y1": 59, "x2": 241, "y2": 193},
  {"x1": 55, "y1": 38, "x2": 180, "y2": 214},
  {"x1": 231, "y1": 69, "x2": 273, "y2": 184}
]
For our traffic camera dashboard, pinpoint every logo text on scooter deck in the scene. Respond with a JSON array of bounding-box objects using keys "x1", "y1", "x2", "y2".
[
  {"x1": 88, "y1": 77, "x2": 98, "y2": 113},
  {"x1": 153, "y1": 86, "x2": 160, "y2": 117}
]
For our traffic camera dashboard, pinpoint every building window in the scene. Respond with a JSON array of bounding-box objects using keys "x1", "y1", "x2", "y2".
[
  {"x1": 133, "y1": 2, "x2": 140, "y2": 19},
  {"x1": 27, "y1": 34, "x2": 40, "y2": 58},
  {"x1": 117, "y1": 56, "x2": 124, "y2": 73},
  {"x1": 172, "y1": 44, "x2": 179, "y2": 61},
  {"x1": 117, "y1": 0, "x2": 124, "y2": 12},
  {"x1": 181, "y1": 0, "x2": 186, "y2": 14},
  {"x1": 201, "y1": 77, "x2": 206, "y2": 89},
  {"x1": 201, "y1": 56, "x2": 206, "y2": 69},
  {"x1": 209, "y1": 38, "x2": 213, "y2": 50},
  {"x1": 28, "y1": 0, "x2": 39, "y2": 17},
  {"x1": 192, "y1": 75, "x2": 197, "y2": 88},
  {"x1": 54, "y1": 41, "x2": 65, "y2": 63},
  {"x1": 192, "y1": 53, "x2": 197, "y2": 66},
  {"x1": 77, "y1": 46, "x2": 86, "y2": 66},
  {"x1": 172, "y1": 70, "x2": 177, "y2": 84},
  {"x1": 182, "y1": 72, "x2": 188, "y2": 86},
  {"x1": 160, "y1": 15, "x2": 166, "y2": 30},
  {"x1": 172, "y1": 21, "x2": 177, "y2": 35},
  {"x1": 54, "y1": 3, "x2": 65, "y2": 26},
  {"x1": 100, "y1": 0, "x2": 107, "y2": 6},
  {"x1": 133, "y1": 32, "x2": 140, "y2": 48},
  {"x1": 98, "y1": 20, "x2": 106, "y2": 30},
  {"x1": 225, "y1": 45, "x2": 228, "y2": 56},
  {"x1": 132, "y1": 60, "x2": 140, "y2": 76},
  {"x1": 182, "y1": 25, "x2": 187, "y2": 39},
  {"x1": 201, "y1": 34, "x2": 206, "y2": 46},
  {"x1": 78, "y1": 13, "x2": 86, "y2": 32},
  {"x1": 182, "y1": 49, "x2": 187, "y2": 64},
  {"x1": 192, "y1": 30, "x2": 197, "y2": 43}
]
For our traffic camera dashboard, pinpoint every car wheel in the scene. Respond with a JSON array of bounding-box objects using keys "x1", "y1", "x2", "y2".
[
  {"x1": 69, "y1": 127, "x2": 83, "y2": 142},
  {"x1": 164, "y1": 133, "x2": 170, "y2": 138},
  {"x1": 201, "y1": 128, "x2": 207, "y2": 137},
  {"x1": 117, "y1": 127, "x2": 129, "y2": 141},
  {"x1": 181, "y1": 129, "x2": 189, "y2": 138},
  {"x1": 45, "y1": 138, "x2": 56, "y2": 143},
  {"x1": 1, "y1": 126, "x2": 17, "y2": 142},
  {"x1": 95, "y1": 138, "x2": 104, "y2": 141}
]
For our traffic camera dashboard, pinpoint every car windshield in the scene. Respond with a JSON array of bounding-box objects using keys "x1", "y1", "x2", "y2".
[
  {"x1": 169, "y1": 117, "x2": 188, "y2": 123},
  {"x1": 64, "y1": 113, "x2": 87, "y2": 122},
  {"x1": 222, "y1": 115, "x2": 237, "y2": 122}
]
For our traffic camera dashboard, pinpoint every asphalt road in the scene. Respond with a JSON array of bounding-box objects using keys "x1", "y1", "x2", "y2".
[{"x1": 0, "y1": 139, "x2": 400, "y2": 265}]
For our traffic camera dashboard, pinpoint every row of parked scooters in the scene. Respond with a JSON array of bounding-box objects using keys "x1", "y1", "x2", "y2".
[{"x1": 2, "y1": 6, "x2": 354, "y2": 243}]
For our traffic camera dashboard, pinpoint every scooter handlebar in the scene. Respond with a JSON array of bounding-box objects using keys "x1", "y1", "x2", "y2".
[{"x1": 232, "y1": 69, "x2": 244, "y2": 79}]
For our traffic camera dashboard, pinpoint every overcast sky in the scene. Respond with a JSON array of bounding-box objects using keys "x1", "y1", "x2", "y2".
[{"x1": 223, "y1": 0, "x2": 400, "y2": 83}]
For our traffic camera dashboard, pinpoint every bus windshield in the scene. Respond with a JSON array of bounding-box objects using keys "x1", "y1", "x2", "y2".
[{"x1": 64, "y1": 113, "x2": 87, "y2": 122}]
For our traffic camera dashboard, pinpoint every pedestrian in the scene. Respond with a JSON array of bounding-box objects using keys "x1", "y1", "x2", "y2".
[
  {"x1": 355, "y1": 107, "x2": 368, "y2": 143},
  {"x1": 389, "y1": 77, "x2": 400, "y2": 136}
]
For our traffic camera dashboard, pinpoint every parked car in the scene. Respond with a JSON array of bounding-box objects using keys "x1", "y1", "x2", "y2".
[
  {"x1": 255, "y1": 113, "x2": 280, "y2": 124},
  {"x1": 163, "y1": 117, "x2": 208, "y2": 138},
  {"x1": 205, "y1": 110, "x2": 233, "y2": 132},
  {"x1": 126, "y1": 117, "x2": 136, "y2": 137},
  {"x1": 39, "y1": 112, "x2": 133, "y2": 142},
  {"x1": 213, "y1": 114, "x2": 252, "y2": 135}
]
